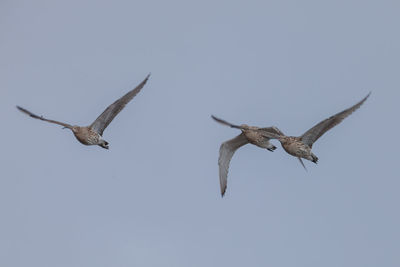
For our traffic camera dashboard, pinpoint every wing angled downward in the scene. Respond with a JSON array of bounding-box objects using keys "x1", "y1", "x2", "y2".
[
  {"x1": 16, "y1": 106, "x2": 73, "y2": 129},
  {"x1": 301, "y1": 92, "x2": 370, "y2": 148},
  {"x1": 90, "y1": 74, "x2": 150, "y2": 135},
  {"x1": 218, "y1": 133, "x2": 249, "y2": 197}
]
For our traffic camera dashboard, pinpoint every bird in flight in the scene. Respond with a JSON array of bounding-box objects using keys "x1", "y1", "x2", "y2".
[
  {"x1": 17, "y1": 74, "x2": 150, "y2": 149},
  {"x1": 261, "y1": 93, "x2": 371, "y2": 170},
  {"x1": 211, "y1": 115, "x2": 283, "y2": 197}
]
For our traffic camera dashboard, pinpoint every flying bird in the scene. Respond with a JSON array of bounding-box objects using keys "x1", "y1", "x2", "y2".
[
  {"x1": 261, "y1": 93, "x2": 371, "y2": 170},
  {"x1": 211, "y1": 115, "x2": 283, "y2": 197},
  {"x1": 17, "y1": 74, "x2": 150, "y2": 149}
]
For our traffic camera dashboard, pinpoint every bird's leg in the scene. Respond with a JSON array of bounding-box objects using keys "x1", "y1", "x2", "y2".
[
  {"x1": 267, "y1": 144, "x2": 277, "y2": 152},
  {"x1": 298, "y1": 157, "x2": 307, "y2": 171}
]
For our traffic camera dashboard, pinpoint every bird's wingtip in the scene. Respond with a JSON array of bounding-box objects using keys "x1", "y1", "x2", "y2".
[
  {"x1": 139, "y1": 73, "x2": 151, "y2": 85},
  {"x1": 16, "y1": 105, "x2": 28, "y2": 114},
  {"x1": 211, "y1": 115, "x2": 221, "y2": 122},
  {"x1": 360, "y1": 91, "x2": 371, "y2": 103}
]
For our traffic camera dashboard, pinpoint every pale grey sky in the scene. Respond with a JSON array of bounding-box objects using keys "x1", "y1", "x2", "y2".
[{"x1": 1, "y1": 0, "x2": 399, "y2": 266}]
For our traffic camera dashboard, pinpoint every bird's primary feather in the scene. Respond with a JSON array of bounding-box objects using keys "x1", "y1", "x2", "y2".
[
  {"x1": 90, "y1": 74, "x2": 150, "y2": 135},
  {"x1": 301, "y1": 92, "x2": 370, "y2": 147},
  {"x1": 16, "y1": 106, "x2": 73, "y2": 129}
]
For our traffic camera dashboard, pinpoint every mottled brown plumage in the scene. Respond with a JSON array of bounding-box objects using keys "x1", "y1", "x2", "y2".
[
  {"x1": 262, "y1": 93, "x2": 371, "y2": 169},
  {"x1": 17, "y1": 74, "x2": 150, "y2": 149},
  {"x1": 211, "y1": 115, "x2": 283, "y2": 196}
]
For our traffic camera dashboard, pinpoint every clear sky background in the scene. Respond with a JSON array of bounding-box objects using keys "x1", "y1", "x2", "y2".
[{"x1": 1, "y1": 0, "x2": 399, "y2": 266}]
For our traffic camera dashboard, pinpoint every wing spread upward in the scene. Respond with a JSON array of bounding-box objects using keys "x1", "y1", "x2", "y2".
[
  {"x1": 301, "y1": 92, "x2": 370, "y2": 147},
  {"x1": 90, "y1": 74, "x2": 150, "y2": 135},
  {"x1": 218, "y1": 133, "x2": 249, "y2": 197},
  {"x1": 17, "y1": 106, "x2": 73, "y2": 129}
]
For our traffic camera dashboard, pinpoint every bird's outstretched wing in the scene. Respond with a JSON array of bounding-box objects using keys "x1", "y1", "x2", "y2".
[
  {"x1": 90, "y1": 74, "x2": 150, "y2": 135},
  {"x1": 211, "y1": 115, "x2": 242, "y2": 129},
  {"x1": 16, "y1": 106, "x2": 73, "y2": 129},
  {"x1": 218, "y1": 133, "x2": 249, "y2": 197},
  {"x1": 301, "y1": 92, "x2": 370, "y2": 147}
]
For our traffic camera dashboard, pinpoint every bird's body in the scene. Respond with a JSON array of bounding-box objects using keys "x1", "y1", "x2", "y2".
[
  {"x1": 71, "y1": 126, "x2": 108, "y2": 148},
  {"x1": 279, "y1": 136, "x2": 318, "y2": 163},
  {"x1": 17, "y1": 74, "x2": 150, "y2": 149},
  {"x1": 212, "y1": 93, "x2": 370, "y2": 195},
  {"x1": 242, "y1": 126, "x2": 277, "y2": 150},
  {"x1": 261, "y1": 93, "x2": 370, "y2": 169},
  {"x1": 211, "y1": 115, "x2": 281, "y2": 196}
]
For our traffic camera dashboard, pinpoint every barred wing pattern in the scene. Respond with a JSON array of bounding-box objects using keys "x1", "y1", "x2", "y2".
[
  {"x1": 90, "y1": 74, "x2": 150, "y2": 135},
  {"x1": 301, "y1": 92, "x2": 370, "y2": 147},
  {"x1": 218, "y1": 133, "x2": 249, "y2": 197},
  {"x1": 259, "y1": 126, "x2": 284, "y2": 139},
  {"x1": 16, "y1": 106, "x2": 73, "y2": 129}
]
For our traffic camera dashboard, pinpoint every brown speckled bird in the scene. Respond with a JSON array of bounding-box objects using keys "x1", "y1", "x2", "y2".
[
  {"x1": 17, "y1": 74, "x2": 150, "y2": 149},
  {"x1": 261, "y1": 93, "x2": 370, "y2": 170},
  {"x1": 211, "y1": 115, "x2": 283, "y2": 196}
]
